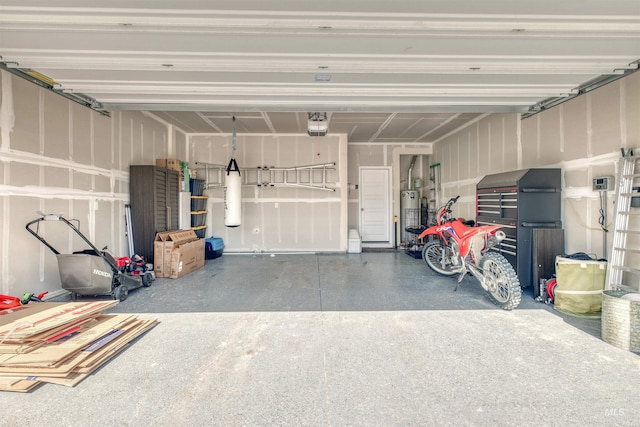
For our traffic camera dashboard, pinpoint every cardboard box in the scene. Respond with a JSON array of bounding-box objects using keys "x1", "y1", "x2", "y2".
[
  {"x1": 0, "y1": 302, "x2": 157, "y2": 392},
  {"x1": 154, "y1": 230, "x2": 204, "y2": 279},
  {"x1": 170, "y1": 238, "x2": 205, "y2": 279},
  {"x1": 155, "y1": 230, "x2": 200, "y2": 278},
  {"x1": 155, "y1": 158, "x2": 182, "y2": 172},
  {"x1": 153, "y1": 231, "x2": 172, "y2": 278}
]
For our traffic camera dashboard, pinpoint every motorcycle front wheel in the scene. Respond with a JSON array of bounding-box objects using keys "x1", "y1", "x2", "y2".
[
  {"x1": 479, "y1": 251, "x2": 522, "y2": 310},
  {"x1": 422, "y1": 239, "x2": 461, "y2": 276}
]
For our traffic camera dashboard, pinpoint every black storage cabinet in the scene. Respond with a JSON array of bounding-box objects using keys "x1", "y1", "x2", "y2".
[
  {"x1": 476, "y1": 168, "x2": 563, "y2": 293},
  {"x1": 129, "y1": 165, "x2": 180, "y2": 263}
]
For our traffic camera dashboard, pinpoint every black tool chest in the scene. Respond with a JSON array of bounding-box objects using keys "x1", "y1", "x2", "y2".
[{"x1": 476, "y1": 168, "x2": 564, "y2": 292}]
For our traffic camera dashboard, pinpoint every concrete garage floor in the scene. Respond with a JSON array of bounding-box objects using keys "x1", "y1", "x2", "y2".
[{"x1": 3, "y1": 252, "x2": 640, "y2": 426}]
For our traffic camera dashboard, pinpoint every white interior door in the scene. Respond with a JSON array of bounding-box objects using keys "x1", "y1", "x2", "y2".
[{"x1": 359, "y1": 167, "x2": 391, "y2": 243}]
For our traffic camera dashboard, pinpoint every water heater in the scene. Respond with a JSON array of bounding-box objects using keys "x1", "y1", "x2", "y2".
[{"x1": 401, "y1": 190, "x2": 420, "y2": 244}]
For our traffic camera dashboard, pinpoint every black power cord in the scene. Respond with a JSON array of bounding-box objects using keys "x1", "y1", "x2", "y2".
[{"x1": 598, "y1": 191, "x2": 609, "y2": 233}]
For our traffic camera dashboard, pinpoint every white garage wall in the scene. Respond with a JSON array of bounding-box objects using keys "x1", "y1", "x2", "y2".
[
  {"x1": 347, "y1": 143, "x2": 433, "y2": 237},
  {"x1": 189, "y1": 133, "x2": 348, "y2": 253},
  {"x1": 0, "y1": 70, "x2": 183, "y2": 298},
  {"x1": 433, "y1": 71, "x2": 640, "y2": 258}
]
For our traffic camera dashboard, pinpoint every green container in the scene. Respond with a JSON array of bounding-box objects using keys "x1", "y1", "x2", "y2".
[{"x1": 554, "y1": 256, "x2": 607, "y2": 317}]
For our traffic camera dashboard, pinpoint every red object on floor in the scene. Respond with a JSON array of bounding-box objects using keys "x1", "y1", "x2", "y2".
[
  {"x1": 0, "y1": 294, "x2": 22, "y2": 309},
  {"x1": 546, "y1": 278, "x2": 557, "y2": 302}
]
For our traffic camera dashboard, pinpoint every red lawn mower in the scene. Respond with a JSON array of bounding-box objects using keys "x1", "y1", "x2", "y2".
[{"x1": 26, "y1": 213, "x2": 154, "y2": 301}]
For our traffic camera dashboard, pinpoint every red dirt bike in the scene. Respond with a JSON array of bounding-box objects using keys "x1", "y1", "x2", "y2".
[{"x1": 418, "y1": 196, "x2": 522, "y2": 310}]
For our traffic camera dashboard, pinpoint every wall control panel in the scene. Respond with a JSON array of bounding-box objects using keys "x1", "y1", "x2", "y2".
[{"x1": 593, "y1": 176, "x2": 614, "y2": 192}]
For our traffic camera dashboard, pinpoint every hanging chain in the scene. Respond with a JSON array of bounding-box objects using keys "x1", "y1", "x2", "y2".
[{"x1": 232, "y1": 116, "x2": 237, "y2": 154}]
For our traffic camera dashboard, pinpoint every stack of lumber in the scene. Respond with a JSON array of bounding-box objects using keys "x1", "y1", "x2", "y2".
[{"x1": 0, "y1": 301, "x2": 157, "y2": 392}]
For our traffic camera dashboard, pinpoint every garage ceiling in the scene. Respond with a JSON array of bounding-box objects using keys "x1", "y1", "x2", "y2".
[{"x1": 0, "y1": 0, "x2": 639, "y2": 141}]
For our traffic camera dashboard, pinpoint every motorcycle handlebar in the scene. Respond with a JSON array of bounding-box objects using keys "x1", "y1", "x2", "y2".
[
  {"x1": 445, "y1": 195, "x2": 460, "y2": 211},
  {"x1": 436, "y1": 196, "x2": 461, "y2": 224}
]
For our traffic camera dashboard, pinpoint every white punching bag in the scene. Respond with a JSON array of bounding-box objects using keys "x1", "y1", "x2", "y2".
[{"x1": 224, "y1": 158, "x2": 241, "y2": 227}]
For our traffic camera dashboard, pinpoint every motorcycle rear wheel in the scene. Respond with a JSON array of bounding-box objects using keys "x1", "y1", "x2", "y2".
[
  {"x1": 479, "y1": 251, "x2": 522, "y2": 310},
  {"x1": 422, "y1": 239, "x2": 461, "y2": 276}
]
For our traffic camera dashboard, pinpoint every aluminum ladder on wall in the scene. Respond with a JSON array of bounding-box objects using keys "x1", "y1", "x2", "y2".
[
  {"x1": 194, "y1": 161, "x2": 336, "y2": 192},
  {"x1": 605, "y1": 149, "x2": 640, "y2": 293},
  {"x1": 252, "y1": 163, "x2": 336, "y2": 192}
]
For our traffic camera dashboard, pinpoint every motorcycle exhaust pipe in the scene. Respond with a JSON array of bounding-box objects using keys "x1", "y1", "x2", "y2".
[{"x1": 487, "y1": 230, "x2": 506, "y2": 249}]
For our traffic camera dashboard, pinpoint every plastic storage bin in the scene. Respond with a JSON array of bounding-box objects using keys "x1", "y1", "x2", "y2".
[
  {"x1": 190, "y1": 211, "x2": 207, "y2": 227},
  {"x1": 205, "y1": 237, "x2": 224, "y2": 259},
  {"x1": 191, "y1": 225, "x2": 207, "y2": 238},
  {"x1": 191, "y1": 196, "x2": 207, "y2": 211},
  {"x1": 190, "y1": 179, "x2": 205, "y2": 196}
]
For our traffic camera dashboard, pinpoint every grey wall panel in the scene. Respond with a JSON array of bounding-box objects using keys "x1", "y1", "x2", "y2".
[
  {"x1": 71, "y1": 103, "x2": 92, "y2": 165},
  {"x1": 94, "y1": 174, "x2": 111, "y2": 193},
  {"x1": 142, "y1": 115, "x2": 167, "y2": 162},
  {"x1": 1, "y1": 70, "x2": 171, "y2": 298},
  {"x1": 129, "y1": 114, "x2": 143, "y2": 164},
  {"x1": 626, "y1": 73, "x2": 640, "y2": 146},
  {"x1": 538, "y1": 109, "x2": 563, "y2": 166},
  {"x1": 520, "y1": 117, "x2": 539, "y2": 169},
  {"x1": 43, "y1": 166, "x2": 69, "y2": 188},
  {"x1": 72, "y1": 170, "x2": 93, "y2": 191},
  {"x1": 456, "y1": 135, "x2": 470, "y2": 181},
  {"x1": 503, "y1": 114, "x2": 519, "y2": 171},
  {"x1": 43, "y1": 90, "x2": 69, "y2": 160},
  {"x1": 191, "y1": 133, "x2": 345, "y2": 252},
  {"x1": 94, "y1": 113, "x2": 113, "y2": 169},
  {"x1": 560, "y1": 96, "x2": 589, "y2": 161},
  {"x1": 591, "y1": 84, "x2": 623, "y2": 157},
  {"x1": 564, "y1": 169, "x2": 589, "y2": 187},
  {"x1": 11, "y1": 76, "x2": 39, "y2": 155},
  {"x1": 9, "y1": 163, "x2": 39, "y2": 186},
  {"x1": 117, "y1": 112, "x2": 134, "y2": 167},
  {"x1": 435, "y1": 72, "x2": 638, "y2": 258},
  {"x1": 174, "y1": 128, "x2": 187, "y2": 162},
  {"x1": 9, "y1": 197, "x2": 50, "y2": 294},
  {"x1": 93, "y1": 200, "x2": 115, "y2": 254}
]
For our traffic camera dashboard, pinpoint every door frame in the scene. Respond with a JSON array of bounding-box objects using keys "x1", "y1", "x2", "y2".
[
  {"x1": 392, "y1": 146, "x2": 433, "y2": 240},
  {"x1": 359, "y1": 166, "x2": 393, "y2": 248}
]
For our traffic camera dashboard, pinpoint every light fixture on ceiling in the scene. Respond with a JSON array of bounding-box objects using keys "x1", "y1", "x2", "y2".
[{"x1": 308, "y1": 112, "x2": 328, "y2": 136}]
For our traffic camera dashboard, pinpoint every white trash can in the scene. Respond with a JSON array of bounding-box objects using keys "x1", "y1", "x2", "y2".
[{"x1": 348, "y1": 229, "x2": 362, "y2": 254}]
